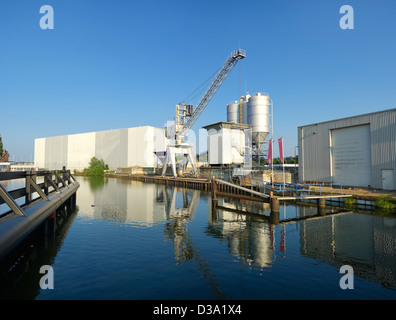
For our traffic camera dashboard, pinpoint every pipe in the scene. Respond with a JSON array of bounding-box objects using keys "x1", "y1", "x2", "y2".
[{"x1": 0, "y1": 181, "x2": 80, "y2": 260}]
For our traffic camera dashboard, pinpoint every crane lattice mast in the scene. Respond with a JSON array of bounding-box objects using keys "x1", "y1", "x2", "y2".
[
  {"x1": 175, "y1": 49, "x2": 246, "y2": 143},
  {"x1": 162, "y1": 49, "x2": 246, "y2": 177}
]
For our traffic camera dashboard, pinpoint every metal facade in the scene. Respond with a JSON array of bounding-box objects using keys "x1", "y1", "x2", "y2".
[
  {"x1": 34, "y1": 126, "x2": 167, "y2": 171},
  {"x1": 298, "y1": 108, "x2": 396, "y2": 189}
]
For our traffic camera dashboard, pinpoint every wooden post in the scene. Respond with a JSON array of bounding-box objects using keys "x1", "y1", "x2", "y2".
[
  {"x1": 211, "y1": 179, "x2": 218, "y2": 201},
  {"x1": 270, "y1": 192, "x2": 280, "y2": 213},
  {"x1": 318, "y1": 197, "x2": 326, "y2": 216},
  {"x1": 318, "y1": 198, "x2": 326, "y2": 207}
]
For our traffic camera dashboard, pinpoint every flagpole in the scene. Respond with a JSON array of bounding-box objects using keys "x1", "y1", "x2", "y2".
[
  {"x1": 282, "y1": 137, "x2": 285, "y2": 190},
  {"x1": 271, "y1": 139, "x2": 274, "y2": 186},
  {"x1": 278, "y1": 137, "x2": 285, "y2": 193}
]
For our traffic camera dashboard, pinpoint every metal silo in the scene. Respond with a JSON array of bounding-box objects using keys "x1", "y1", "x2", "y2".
[
  {"x1": 240, "y1": 94, "x2": 250, "y2": 124},
  {"x1": 248, "y1": 92, "x2": 270, "y2": 150},
  {"x1": 227, "y1": 101, "x2": 239, "y2": 123}
]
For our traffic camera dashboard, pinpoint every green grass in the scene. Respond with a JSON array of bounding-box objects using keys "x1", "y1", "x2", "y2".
[
  {"x1": 344, "y1": 197, "x2": 357, "y2": 209},
  {"x1": 374, "y1": 197, "x2": 395, "y2": 210}
]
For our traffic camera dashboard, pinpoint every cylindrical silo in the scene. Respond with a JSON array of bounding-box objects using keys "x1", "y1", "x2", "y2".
[
  {"x1": 248, "y1": 93, "x2": 270, "y2": 149},
  {"x1": 227, "y1": 101, "x2": 239, "y2": 123},
  {"x1": 241, "y1": 94, "x2": 250, "y2": 124}
]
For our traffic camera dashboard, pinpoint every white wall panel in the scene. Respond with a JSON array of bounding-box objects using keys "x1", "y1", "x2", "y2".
[
  {"x1": 67, "y1": 132, "x2": 96, "y2": 171},
  {"x1": 34, "y1": 138, "x2": 46, "y2": 168},
  {"x1": 331, "y1": 125, "x2": 372, "y2": 187},
  {"x1": 34, "y1": 126, "x2": 165, "y2": 171}
]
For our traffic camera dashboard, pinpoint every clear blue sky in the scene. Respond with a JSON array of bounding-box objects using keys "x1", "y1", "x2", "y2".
[{"x1": 1, "y1": 0, "x2": 395, "y2": 161}]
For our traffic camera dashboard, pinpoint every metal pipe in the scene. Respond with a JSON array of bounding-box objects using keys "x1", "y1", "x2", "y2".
[
  {"x1": 0, "y1": 181, "x2": 79, "y2": 260},
  {"x1": 214, "y1": 179, "x2": 268, "y2": 198}
]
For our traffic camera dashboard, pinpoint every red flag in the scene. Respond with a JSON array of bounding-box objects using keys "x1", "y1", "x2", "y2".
[
  {"x1": 278, "y1": 137, "x2": 284, "y2": 164},
  {"x1": 267, "y1": 138, "x2": 273, "y2": 164}
]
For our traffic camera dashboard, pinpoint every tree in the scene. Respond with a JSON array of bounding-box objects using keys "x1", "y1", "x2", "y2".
[
  {"x1": 0, "y1": 135, "x2": 3, "y2": 156},
  {"x1": 82, "y1": 157, "x2": 108, "y2": 176},
  {"x1": 273, "y1": 157, "x2": 281, "y2": 164}
]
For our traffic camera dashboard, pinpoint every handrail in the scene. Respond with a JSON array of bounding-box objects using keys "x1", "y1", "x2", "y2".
[
  {"x1": 0, "y1": 169, "x2": 71, "y2": 181},
  {"x1": 0, "y1": 169, "x2": 78, "y2": 217},
  {"x1": 210, "y1": 167, "x2": 344, "y2": 197}
]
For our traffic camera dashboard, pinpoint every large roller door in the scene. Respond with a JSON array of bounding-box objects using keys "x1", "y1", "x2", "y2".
[{"x1": 331, "y1": 125, "x2": 372, "y2": 187}]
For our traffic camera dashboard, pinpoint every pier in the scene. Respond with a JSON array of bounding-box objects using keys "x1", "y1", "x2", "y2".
[
  {"x1": 105, "y1": 173, "x2": 354, "y2": 222},
  {"x1": 0, "y1": 169, "x2": 79, "y2": 260}
]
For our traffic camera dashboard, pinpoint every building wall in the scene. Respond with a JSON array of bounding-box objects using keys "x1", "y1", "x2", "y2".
[
  {"x1": 298, "y1": 108, "x2": 396, "y2": 189},
  {"x1": 206, "y1": 123, "x2": 248, "y2": 165},
  {"x1": 34, "y1": 126, "x2": 167, "y2": 171}
]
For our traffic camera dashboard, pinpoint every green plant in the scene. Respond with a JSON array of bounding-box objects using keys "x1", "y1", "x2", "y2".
[
  {"x1": 344, "y1": 197, "x2": 357, "y2": 209},
  {"x1": 82, "y1": 157, "x2": 108, "y2": 176},
  {"x1": 374, "y1": 197, "x2": 394, "y2": 210}
]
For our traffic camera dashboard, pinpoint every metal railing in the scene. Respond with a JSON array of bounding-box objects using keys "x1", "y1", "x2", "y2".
[
  {"x1": 0, "y1": 169, "x2": 77, "y2": 217},
  {"x1": 211, "y1": 168, "x2": 344, "y2": 198}
]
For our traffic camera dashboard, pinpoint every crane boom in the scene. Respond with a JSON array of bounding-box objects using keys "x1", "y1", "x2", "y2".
[
  {"x1": 162, "y1": 49, "x2": 246, "y2": 178},
  {"x1": 175, "y1": 49, "x2": 246, "y2": 141}
]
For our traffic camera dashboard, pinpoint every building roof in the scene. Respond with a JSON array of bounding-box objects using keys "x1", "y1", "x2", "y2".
[
  {"x1": 298, "y1": 108, "x2": 396, "y2": 129},
  {"x1": 202, "y1": 121, "x2": 251, "y2": 130}
]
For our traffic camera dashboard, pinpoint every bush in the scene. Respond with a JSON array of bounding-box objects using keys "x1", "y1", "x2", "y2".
[
  {"x1": 374, "y1": 197, "x2": 394, "y2": 210},
  {"x1": 344, "y1": 197, "x2": 356, "y2": 209},
  {"x1": 83, "y1": 157, "x2": 108, "y2": 176}
]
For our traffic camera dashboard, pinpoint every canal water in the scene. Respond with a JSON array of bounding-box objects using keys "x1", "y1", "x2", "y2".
[{"x1": 1, "y1": 176, "x2": 396, "y2": 300}]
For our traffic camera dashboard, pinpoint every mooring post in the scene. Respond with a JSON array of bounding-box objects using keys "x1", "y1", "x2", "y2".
[
  {"x1": 270, "y1": 210, "x2": 280, "y2": 225},
  {"x1": 318, "y1": 197, "x2": 326, "y2": 216},
  {"x1": 270, "y1": 192, "x2": 279, "y2": 212},
  {"x1": 211, "y1": 198, "x2": 218, "y2": 223},
  {"x1": 270, "y1": 191, "x2": 280, "y2": 224},
  {"x1": 211, "y1": 178, "x2": 218, "y2": 201},
  {"x1": 318, "y1": 198, "x2": 326, "y2": 208}
]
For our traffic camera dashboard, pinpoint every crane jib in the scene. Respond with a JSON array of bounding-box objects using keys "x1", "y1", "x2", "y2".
[{"x1": 176, "y1": 49, "x2": 246, "y2": 140}]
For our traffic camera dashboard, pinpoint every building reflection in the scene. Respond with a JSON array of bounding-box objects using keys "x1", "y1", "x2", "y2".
[
  {"x1": 79, "y1": 178, "x2": 167, "y2": 225},
  {"x1": 209, "y1": 195, "x2": 396, "y2": 288},
  {"x1": 299, "y1": 212, "x2": 396, "y2": 288},
  {"x1": 208, "y1": 197, "x2": 275, "y2": 269},
  {"x1": 80, "y1": 177, "x2": 396, "y2": 290}
]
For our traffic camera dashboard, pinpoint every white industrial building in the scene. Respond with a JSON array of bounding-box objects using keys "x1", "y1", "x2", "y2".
[
  {"x1": 298, "y1": 108, "x2": 396, "y2": 190},
  {"x1": 34, "y1": 126, "x2": 168, "y2": 171},
  {"x1": 201, "y1": 92, "x2": 272, "y2": 166},
  {"x1": 203, "y1": 122, "x2": 251, "y2": 165}
]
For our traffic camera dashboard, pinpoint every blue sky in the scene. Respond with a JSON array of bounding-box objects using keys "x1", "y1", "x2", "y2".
[{"x1": 1, "y1": 0, "x2": 395, "y2": 161}]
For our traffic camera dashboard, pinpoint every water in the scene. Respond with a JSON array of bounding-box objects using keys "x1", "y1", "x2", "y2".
[{"x1": 1, "y1": 176, "x2": 396, "y2": 300}]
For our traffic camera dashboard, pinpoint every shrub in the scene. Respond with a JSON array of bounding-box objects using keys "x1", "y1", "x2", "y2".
[
  {"x1": 374, "y1": 197, "x2": 394, "y2": 210},
  {"x1": 344, "y1": 197, "x2": 356, "y2": 209},
  {"x1": 83, "y1": 157, "x2": 108, "y2": 176}
]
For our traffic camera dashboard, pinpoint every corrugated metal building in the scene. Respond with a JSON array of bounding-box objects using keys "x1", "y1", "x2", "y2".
[
  {"x1": 298, "y1": 108, "x2": 396, "y2": 190},
  {"x1": 34, "y1": 126, "x2": 167, "y2": 171}
]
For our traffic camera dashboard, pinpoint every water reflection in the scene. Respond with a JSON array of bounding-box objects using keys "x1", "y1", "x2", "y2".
[
  {"x1": 299, "y1": 213, "x2": 396, "y2": 288},
  {"x1": 206, "y1": 195, "x2": 396, "y2": 290},
  {"x1": 0, "y1": 201, "x2": 78, "y2": 300},
  {"x1": 207, "y1": 199, "x2": 275, "y2": 268},
  {"x1": 81, "y1": 177, "x2": 396, "y2": 290},
  {"x1": 159, "y1": 186, "x2": 228, "y2": 299},
  {"x1": 2, "y1": 176, "x2": 395, "y2": 300},
  {"x1": 78, "y1": 177, "x2": 167, "y2": 225}
]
